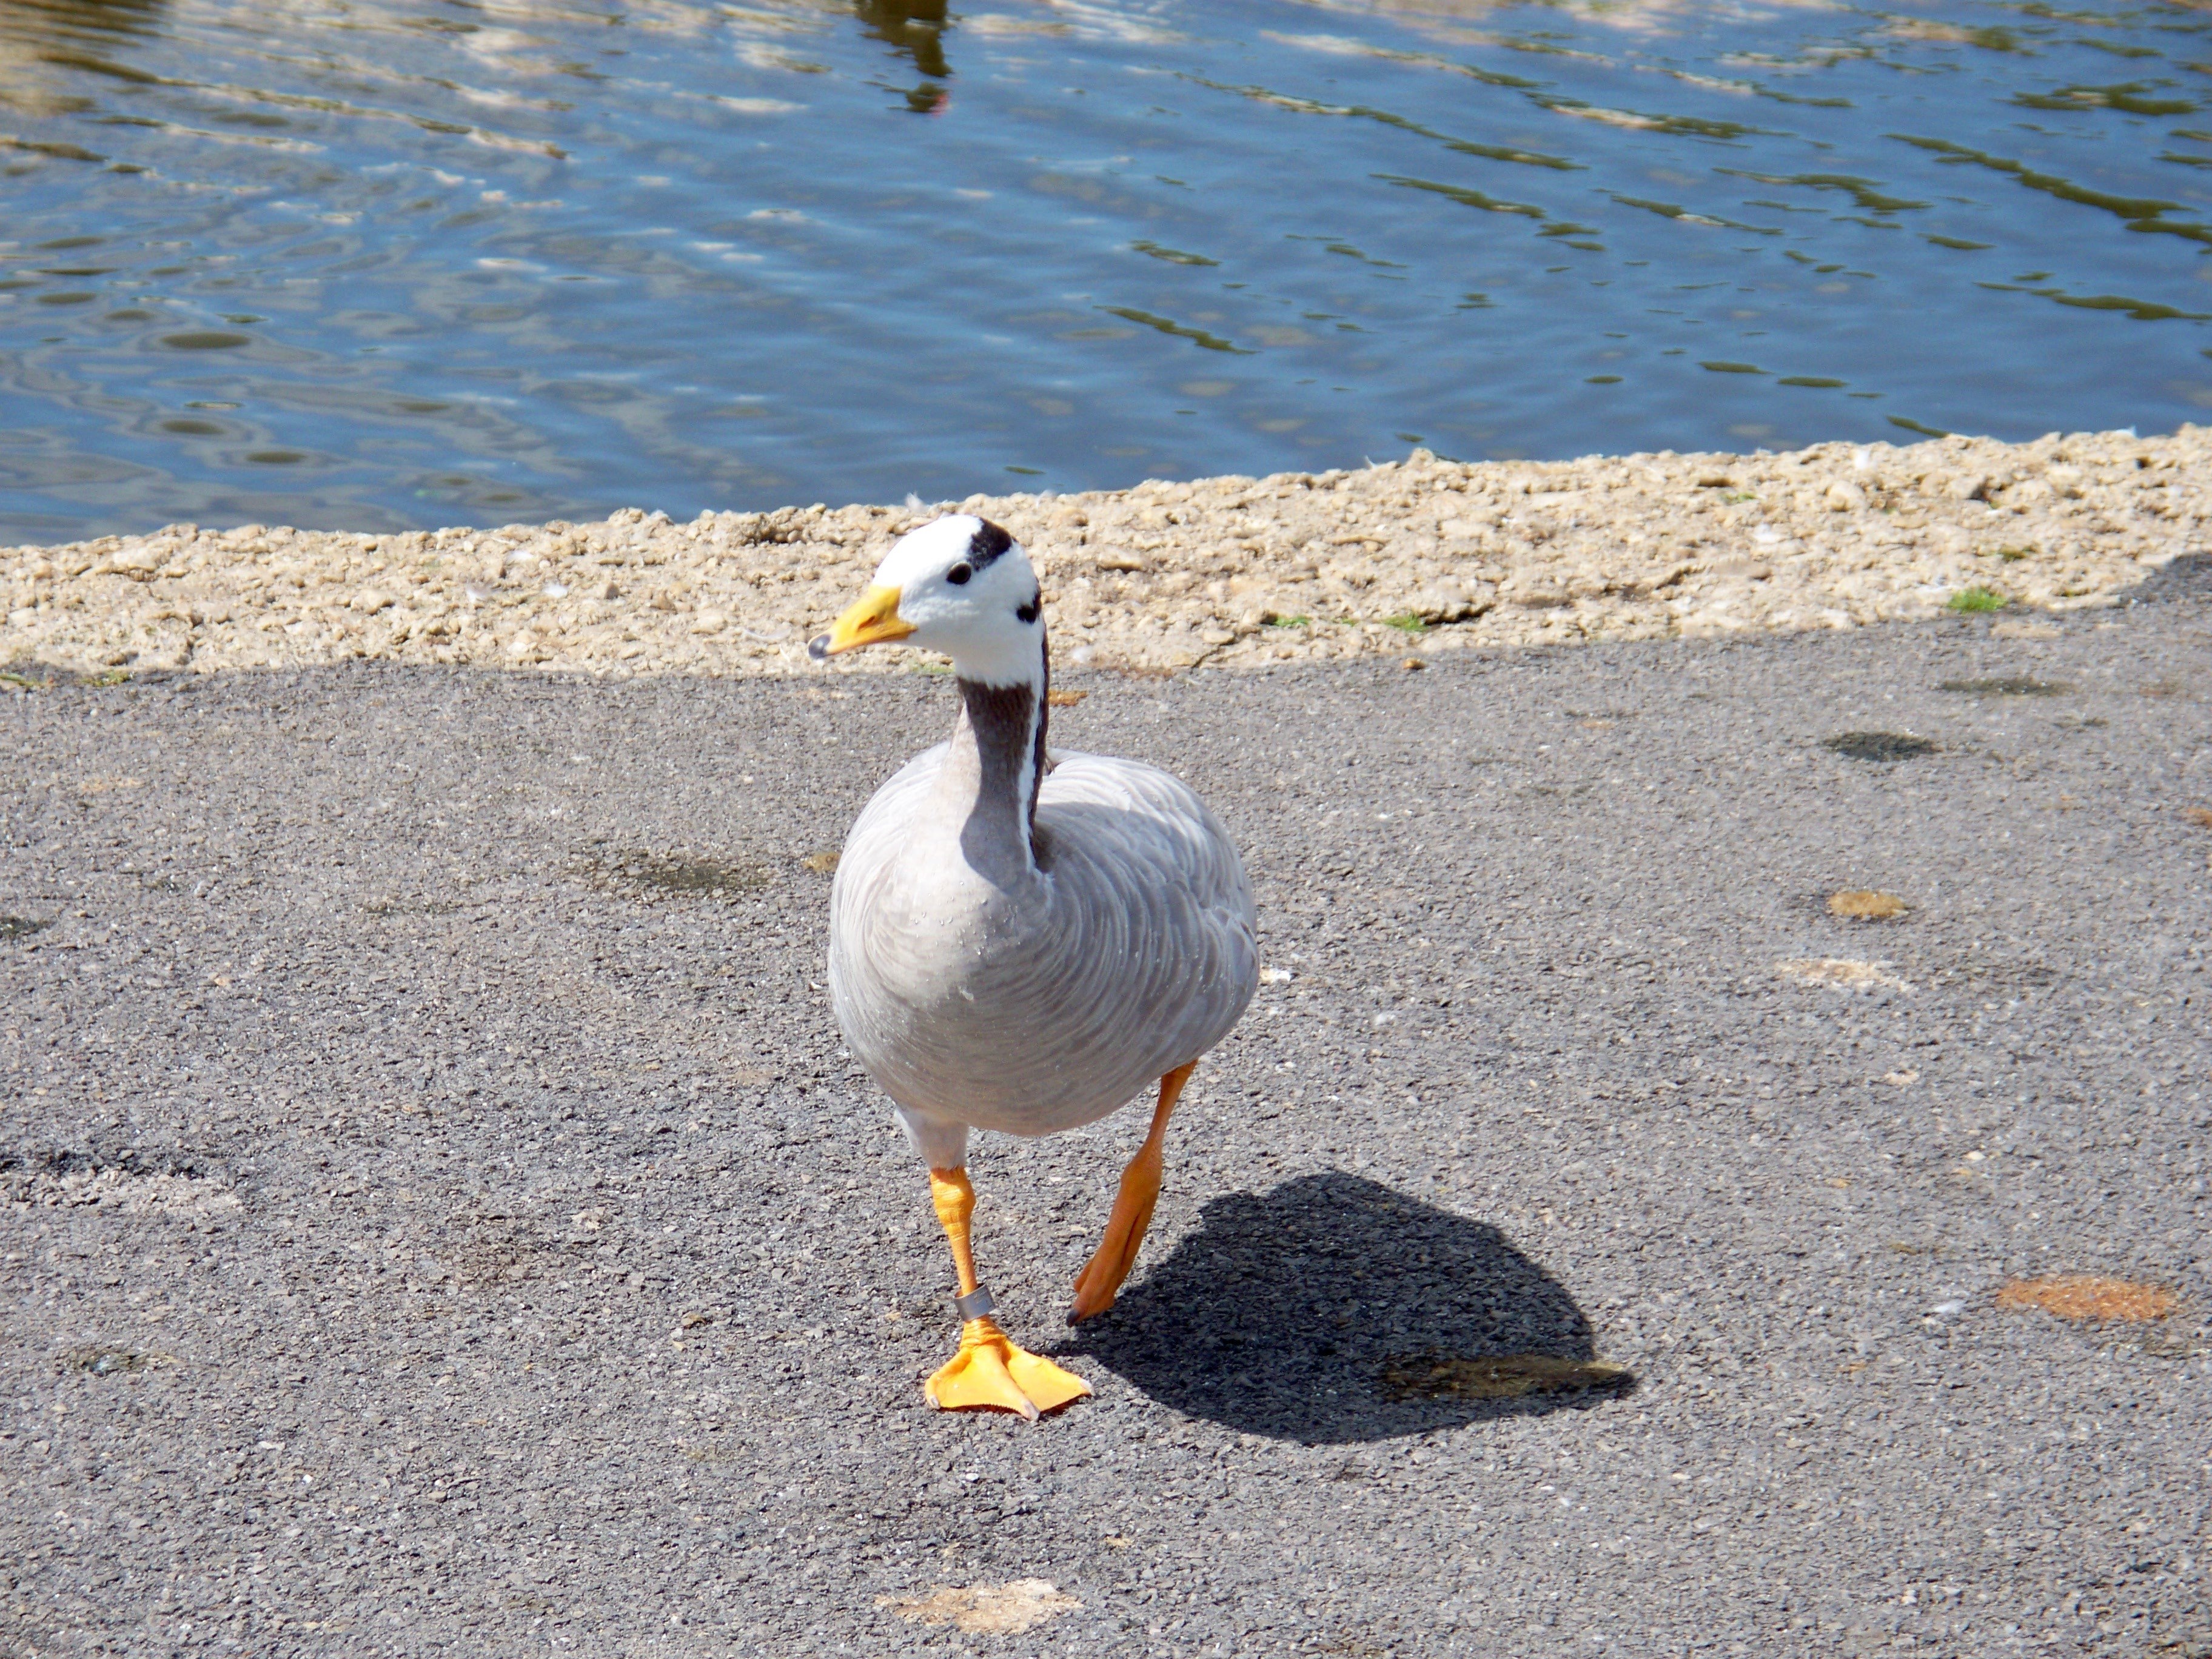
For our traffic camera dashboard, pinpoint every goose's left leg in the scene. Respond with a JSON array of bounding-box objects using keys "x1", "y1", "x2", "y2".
[
  {"x1": 922, "y1": 1167, "x2": 1093, "y2": 1419},
  {"x1": 1069, "y1": 1060, "x2": 1197, "y2": 1324}
]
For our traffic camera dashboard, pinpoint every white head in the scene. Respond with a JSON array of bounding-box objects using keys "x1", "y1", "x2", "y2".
[{"x1": 810, "y1": 515, "x2": 1044, "y2": 688}]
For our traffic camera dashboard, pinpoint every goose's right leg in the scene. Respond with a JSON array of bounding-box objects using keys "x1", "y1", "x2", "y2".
[{"x1": 922, "y1": 1167, "x2": 1093, "y2": 1419}]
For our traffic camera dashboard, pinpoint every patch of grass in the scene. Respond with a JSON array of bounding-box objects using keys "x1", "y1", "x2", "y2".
[
  {"x1": 1992, "y1": 545, "x2": 2034, "y2": 562},
  {"x1": 1724, "y1": 491, "x2": 1758, "y2": 504},
  {"x1": 0, "y1": 915, "x2": 53, "y2": 939},
  {"x1": 1382, "y1": 614, "x2": 1430, "y2": 635},
  {"x1": 1264, "y1": 614, "x2": 1311, "y2": 629},
  {"x1": 1948, "y1": 586, "x2": 2006, "y2": 612}
]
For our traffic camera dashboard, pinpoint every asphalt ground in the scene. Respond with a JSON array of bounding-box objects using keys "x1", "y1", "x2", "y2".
[{"x1": 3, "y1": 571, "x2": 2208, "y2": 1658}]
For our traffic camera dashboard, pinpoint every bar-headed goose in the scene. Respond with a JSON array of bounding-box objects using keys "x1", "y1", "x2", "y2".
[{"x1": 809, "y1": 514, "x2": 1258, "y2": 1418}]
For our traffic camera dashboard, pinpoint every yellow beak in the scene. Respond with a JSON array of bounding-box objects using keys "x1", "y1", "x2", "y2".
[{"x1": 811, "y1": 584, "x2": 914, "y2": 659}]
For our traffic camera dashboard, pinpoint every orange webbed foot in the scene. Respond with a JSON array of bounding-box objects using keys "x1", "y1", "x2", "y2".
[{"x1": 925, "y1": 1317, "x2": 1092, "y2": 1419}]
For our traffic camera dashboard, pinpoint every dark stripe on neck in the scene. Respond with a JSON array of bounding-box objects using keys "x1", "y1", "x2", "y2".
[
  {"x1": 954, "y1": 674, "x2": 1044, "y2": 851},
  {"x1": 1032, "y1": 622, "x2": 1050, "y2": 827}
]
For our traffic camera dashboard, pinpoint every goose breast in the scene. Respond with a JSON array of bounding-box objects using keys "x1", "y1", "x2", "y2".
[{"x1": 829, "y1": 747, "x2": 1257, "y2": 1136}]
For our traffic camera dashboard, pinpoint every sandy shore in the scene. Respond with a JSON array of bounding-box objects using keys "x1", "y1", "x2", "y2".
[{"x1": 3, "y1": 426, "x2": 2204, "y2": 680}]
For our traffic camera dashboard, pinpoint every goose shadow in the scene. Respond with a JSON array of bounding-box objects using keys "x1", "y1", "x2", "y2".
[{"x1": 1062, "y1": 1172, "x2": 1633, "y2": 1444}]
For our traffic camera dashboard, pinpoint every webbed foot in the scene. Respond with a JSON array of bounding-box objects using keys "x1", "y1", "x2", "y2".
[{"x1": 925, "y1": 1316, "x2": 1092, "y2": 1419}]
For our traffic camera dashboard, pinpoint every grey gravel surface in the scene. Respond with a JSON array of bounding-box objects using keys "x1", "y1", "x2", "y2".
[{"x1": 3, "y1": 575, "x2": 2209, "y2": 1658}]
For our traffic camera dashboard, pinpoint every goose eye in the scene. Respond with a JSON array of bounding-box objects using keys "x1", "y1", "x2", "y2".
[{"x1": 945, "y1": 562, "x2": 973, "y2": 586}]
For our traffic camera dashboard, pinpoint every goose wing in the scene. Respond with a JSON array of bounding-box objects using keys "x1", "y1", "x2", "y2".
[{"x1": 1033, "y1": 748, "x2": 1256, "y2": 1076}]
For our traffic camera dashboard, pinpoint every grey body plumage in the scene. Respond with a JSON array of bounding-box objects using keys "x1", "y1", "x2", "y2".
[{"x1": 830, "y1": 693, "x2": 1258, "y2": 1164}]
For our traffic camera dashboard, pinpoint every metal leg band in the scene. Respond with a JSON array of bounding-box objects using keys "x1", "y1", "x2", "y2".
[{"x1": 953, "y1": 1285, "x2": 996, "y2": 1320}]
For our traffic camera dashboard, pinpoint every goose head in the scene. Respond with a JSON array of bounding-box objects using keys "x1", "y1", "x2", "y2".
[{"x1": 811, "y1": 515, "x2": 1043, "y2": 688}]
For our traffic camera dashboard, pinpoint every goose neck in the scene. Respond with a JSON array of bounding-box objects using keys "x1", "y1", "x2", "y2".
[{"x1": 941, "y1": 645, "x2": 1049, "y2": 880}]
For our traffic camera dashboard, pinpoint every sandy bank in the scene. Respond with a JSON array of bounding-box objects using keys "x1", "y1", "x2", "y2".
[{"x1": 3, "y1": 427, "x2": 2204, "y2": 681}]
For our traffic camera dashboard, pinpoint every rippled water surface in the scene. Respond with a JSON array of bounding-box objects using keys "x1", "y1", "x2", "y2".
[{"x1": 2, "y1": 0, "x2": 2208, "y2": 537}]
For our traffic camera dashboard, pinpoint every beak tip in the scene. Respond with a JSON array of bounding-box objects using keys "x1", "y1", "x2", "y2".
[{"x1": 807, "y1": 634, "x2": 831, "y2": 663}]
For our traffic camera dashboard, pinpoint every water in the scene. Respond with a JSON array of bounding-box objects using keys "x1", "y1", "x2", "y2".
[{"x1": 1, "y1": 0, "x2": 2207, "y2": 541}]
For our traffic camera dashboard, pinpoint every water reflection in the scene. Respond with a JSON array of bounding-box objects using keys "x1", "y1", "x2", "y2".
[
  {"x1": 0, "y1": 0, "x2": 2206, "y2": 540},
  {"x1": 0, "y1": 0, "x2": 166, "y2": 115},
  {"x1": 854, "y1": 0, "x2": 954, "y2": 110},
  {"x1": 0, "y1": 0, "x2": 166, "y2": 45}
]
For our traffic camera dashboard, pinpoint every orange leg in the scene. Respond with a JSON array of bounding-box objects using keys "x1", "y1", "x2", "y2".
[
  {"x1": 1069, "y1": 1060, "x2": 1196, "y2": 1324},
  {"x1": 920, "y1": 1167, "x2": 1091, "y2": 1419}
]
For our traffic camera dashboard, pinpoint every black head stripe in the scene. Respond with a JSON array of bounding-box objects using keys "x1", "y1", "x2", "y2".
[
  {"x1": 967, "y1": 519, "x2": 1014, "y2": 571},
  {"x1": 1014, "y1": 589, "x2": 1040, "y2": 625}
]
